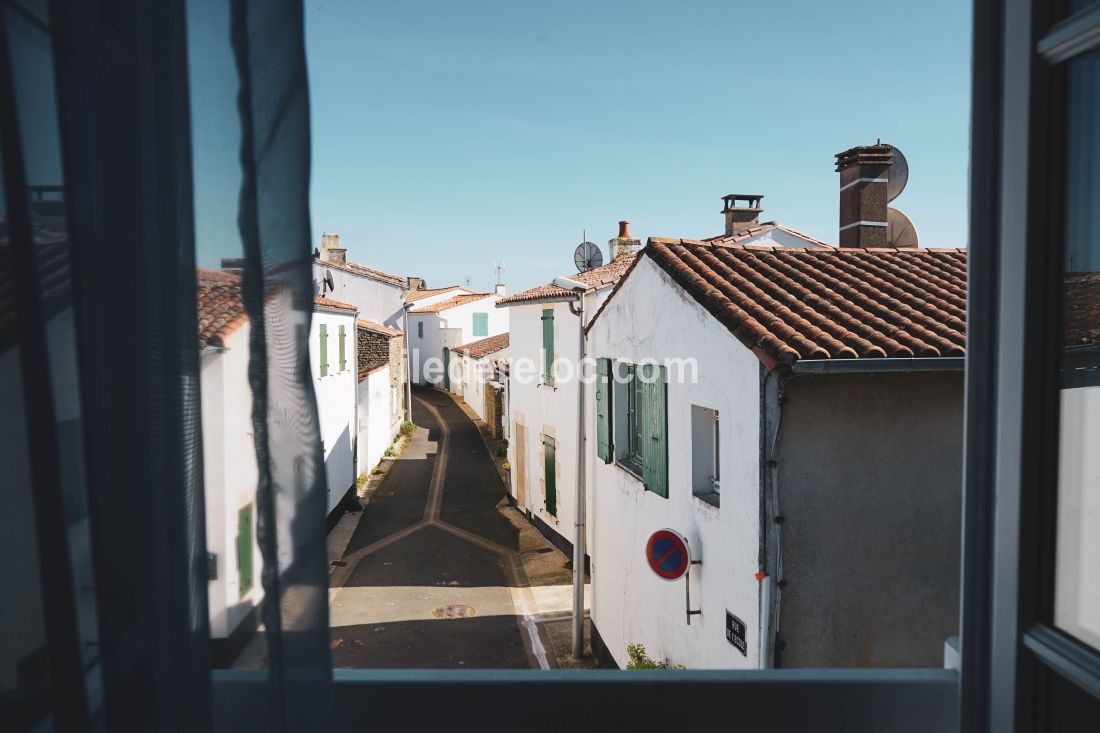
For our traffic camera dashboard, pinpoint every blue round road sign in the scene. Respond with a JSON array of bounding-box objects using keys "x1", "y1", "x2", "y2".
[{"x1": 646, "y1": 529, "x2": 690, "y2": 581}]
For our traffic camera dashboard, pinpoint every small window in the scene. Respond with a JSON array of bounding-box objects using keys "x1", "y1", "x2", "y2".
[
  {"x1": 319, "y1": 323, "x2": 328, "y2": 377},
  {"x1": 543, "y1": 434, "x2": 557, "y2": 516},
  {"x1": 417, "y1": 321, "x2": 423, "y2": 339},
  {"x1": 338, "y1": 324, "x2": 346, "y2": 372},
  {"x1": 541, "y1": 308, "x2": 554, "y2": 386},
  {"x1": 610, "y1": 360, "x2": 668, "y2": 496},
  {"x1": 472, "y1": 312, "x2": 488, "y2": 337},
  {"x1": 691, "y1": 405, "x2": 720, "y2": 506}
]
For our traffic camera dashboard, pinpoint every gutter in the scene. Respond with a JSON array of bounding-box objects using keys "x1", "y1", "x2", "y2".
[{"x1": 790, "y1": 357, "x2": 965, "y2": 374}]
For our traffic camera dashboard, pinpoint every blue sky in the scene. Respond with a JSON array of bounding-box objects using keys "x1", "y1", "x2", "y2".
[{"x1": 302, "y1": 0, "x2": 971, "y2": 293}]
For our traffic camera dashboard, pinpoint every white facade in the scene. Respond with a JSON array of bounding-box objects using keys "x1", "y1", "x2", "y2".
[
  {"x1": 455, "y1": 345, "x2": 509, "y2": 424},
  {"x1": 200, "y1": 323, "x2": 264, "y2": 641},
  {"x1": 313, "y1": 260, "x2": 406, "y2": 328},
  {"x1": 586, "y1": 258, "x2": 763, "y2": 669},
  {"x1": 357, "y1": 364, "x2": 400, "y2": 478},
  {"x1": 309, "y1": 305, "x2": 359, "y2": 515},
  {"x1": 409, "y1": 295, "x2": 508, "y2": 387}
]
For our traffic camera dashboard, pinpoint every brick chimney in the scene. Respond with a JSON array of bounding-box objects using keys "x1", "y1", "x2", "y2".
[
  {"x1": 835, "y1": 144, "x2": 892, "y2": 247},
  {"x1": 608, "y1": 220, "x2": 641, "y2": 261},
  {"x1": 722, "y1": 195, "x2": 763, "y2": 236},
  {"x1": 407, "y1": 276, "x2": 422, "y2": 292},
  {"x1": 320, "y1": 232, "x2": 347, "y2": 264}
]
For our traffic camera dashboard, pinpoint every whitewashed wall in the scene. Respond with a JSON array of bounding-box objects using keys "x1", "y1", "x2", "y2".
[
  {"x1": 410, "y1": 295, "x2": 507, "y2": 387},
  {"x1": 200, "y1": 324, "x2": 263, "y2": 640},
  {"x1": 310, "y1": 308, "x2": 359, "y2": 515},
  {"x1": 357, "y1": 365, "x2": 399, "y2": 478},
  {"x1": 586, "y1": 257, "x2": 763, "y2": 670},
  {"x1": 313, "y1": 261, "x2": 406, "y2": 328},
  {"x1": 456, "y1": 347, "x2": 508, "y2": 423}
]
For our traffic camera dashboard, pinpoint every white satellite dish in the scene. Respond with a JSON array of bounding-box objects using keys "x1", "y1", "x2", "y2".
[
  {"x1": 884, "y1": 144, "x2": 909, "y2": 202},
  {"x1": 887, "y1": 207, "x2": 919, "y2": 248}
]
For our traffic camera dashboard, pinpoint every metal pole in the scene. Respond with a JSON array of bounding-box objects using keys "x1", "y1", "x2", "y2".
[
  {"x1": 403, "y1": 304, "x2": 413, "y2": 421},
  {"x1": 572, "y1": 292, "x2": 587, "y2": 659}
]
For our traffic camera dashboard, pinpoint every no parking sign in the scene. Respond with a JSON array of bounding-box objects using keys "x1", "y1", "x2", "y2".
[{"x1": 645, "y1": 529, "x2": 691, "y2": 581}]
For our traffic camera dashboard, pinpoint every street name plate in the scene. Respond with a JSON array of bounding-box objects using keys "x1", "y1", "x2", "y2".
[{"x1": 726, "y1": 611, "x2": 747, "y2": 656}]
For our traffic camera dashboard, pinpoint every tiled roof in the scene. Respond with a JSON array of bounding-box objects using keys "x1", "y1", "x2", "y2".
[
  {"x1": 410, "y1": 292, "x2": 496, "y2": 313},
  {"x1": 704, "y1": 222, "x2": 834, "y2": 248},
  {"x1": 496, "y1": 254, "x2": 638, "y2": 306},
  {"x1": 1064, "y1": 272, "x2": 1100, "y2": 348},
  {"x1": 592, "y1": 242, "x2": 967, "y2": 368},
  {"x1": 313, "y1": 296, "x2": 358, "y2": 312},
  {"x1": 454, "y1": 332, "x2": 509, "y2": 359},
  {"x1": 197, "y1": 269, "x2": 247, "y2": 348},
  {"x1": 316, "y1": 256, "x2": 406, "y2": 287},
  {"x1": 357, "y1": 319, "x2": 403, "y2": 337},
  {"x1": 405, "y1": 285, "x2": 472, "y2": 303}
]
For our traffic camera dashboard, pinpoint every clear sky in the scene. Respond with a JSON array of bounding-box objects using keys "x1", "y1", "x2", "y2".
[{"x1": 304, "y1": 0, "x2": 972, "y2": 293}]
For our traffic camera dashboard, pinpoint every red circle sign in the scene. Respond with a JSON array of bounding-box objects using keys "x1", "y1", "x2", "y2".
[{"x1": 646, "y1": 529, "x2": 690, "y2": 581}]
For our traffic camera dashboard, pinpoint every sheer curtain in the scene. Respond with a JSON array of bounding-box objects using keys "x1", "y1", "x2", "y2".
[{"x1": 2, "y1": 0, "x2": 332, "y2": 730}]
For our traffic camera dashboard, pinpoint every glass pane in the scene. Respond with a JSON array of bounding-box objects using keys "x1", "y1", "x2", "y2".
[{"x1": 1054, "y1": 48, "x2": 1100, "y2": 653}]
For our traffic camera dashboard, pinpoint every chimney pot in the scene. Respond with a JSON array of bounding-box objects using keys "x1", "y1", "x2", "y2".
[
  {"x1": 835, "y1": 144, "x2": 892, "y2": 247},
  {"x1": 609, "y1": 219, "x2": 641, "y2": 261},
  {"x1": 721, "y1": 194, "x2": 764, "y2": 236},
  {"x1": 617, "y1": 220, "x2": 631, "y2": 239}
]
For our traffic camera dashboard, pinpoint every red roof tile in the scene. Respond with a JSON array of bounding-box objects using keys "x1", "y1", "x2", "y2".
[
  {"x1": 410, "y1": 292, "x2": 496, "y2": 313},
  {"x1": 196, "y1": 269, "x2": 247, "y2": 348},
  {"x1": 497, "y1": 254, "x2": 638, "y2": 306},
  {"x1": 454, "y1": 332, "x2": 509, "y2": 359},
  {"x1": 591, "y1": 242, "x2": 967, "y2": 368},
  {"x1": 316, "y1": 257, "x2": 406, "y2": 287},
  {"x1": 404, "y1": 285, "x2": 473, "y2": 303},
  {"x1": 702, "y1": 222, "x2": 834, "y2": 248},
  {"x1": 313, "y1": 296, "x2": 358, "y2": 312},
  {"x1": 357, "y1": 319, "x2": 403, "y2": 337}
]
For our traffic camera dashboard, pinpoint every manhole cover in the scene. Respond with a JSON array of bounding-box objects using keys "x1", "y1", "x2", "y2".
[{"x1": 432, "y1": 604, "x2": 476, "y2": 619}]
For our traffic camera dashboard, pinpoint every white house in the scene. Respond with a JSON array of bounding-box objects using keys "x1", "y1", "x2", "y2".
[
  {"x1": 584, "y1": 150, "x2": 966, "y2": 670},
  {"x1": 310, "y1": 296, "x2": 360, "y2": 519},
  {"x1": 356, "y1": 319, "x2": 405, "y2": 477},
  {"x1": 409, "y1": 290, "x2": 508, "y2": 388},
  {"x1": 499, "y1": 215, "x2": 828, "y2": 555},
  {"x1": 312, "y1": 232, "x2": 409, "y2": 328},
  {"x1": 197, "y1": 269, "x2": 263, "y2": 666},
  {"x1": 451, "y1": 332, "x2": 510, "y2": 425}
]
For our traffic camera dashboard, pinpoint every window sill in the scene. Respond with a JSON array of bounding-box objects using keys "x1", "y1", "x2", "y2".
[
  {"x1": 693, "y1": 491, "x2": 720, "y2": 509},
  {"x1": 614, "y1": 459, "x2": 644, "y2": 483}
]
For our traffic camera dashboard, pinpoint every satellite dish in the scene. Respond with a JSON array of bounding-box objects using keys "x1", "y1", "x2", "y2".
[
  {"x1": 573, "y1": 241, "x2": 604, "y2": 272},
  {"x1": 323, "y1": 270, "x2": 335, "y2": 295},
  {"x1": 887, "y1": 207, "x2": 919, "y2": 248},
  {"x1": 884, "y1": 144, "x2": 909, "y2": 202}
]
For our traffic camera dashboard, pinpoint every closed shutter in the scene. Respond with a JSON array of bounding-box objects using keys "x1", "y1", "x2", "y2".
[
  {"x1": 472, "y1": 313, "x2": 488, "y2": 337},
  {"x1": 338, "y1": 324, "x2": 346, "y2": 371},
  {"x1": 596, "y1": 357, "x2": 612, "y2": 462},
  {"x1": 542, "y1": 309, "x2": 554, "y2": 385},
  {"x1": 237, "y1": 503, "x2": 253, "y2": 597},
  {"x1": 641, "y1": 364, "x2": 668, "y2": 497},
  {"x1": 543, "y1": 436, "x2": 557, "y2": 516},
  {"x1": 418, "y1": 321, "x2": 423, "y2": 338},
  {"x1": 319, "y1": 323, "x2": 328, "y2": 377}
]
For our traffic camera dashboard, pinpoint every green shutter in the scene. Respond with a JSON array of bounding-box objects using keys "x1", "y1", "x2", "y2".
[
  {"x1": 641, "y1": 364, "x2": 668, "y2": 498},
  {"x1": 319, "y1": 323, "x2": 328, "y2": 377},
  {"x1": 237, "y1": 503, "x2": 253, "y2": 598},
  {"x1": 542, "y1": 309, "x2": 554, "y2": 386},
  {"x1": 543, "y1": 436, "x2": 557, "y2": 516},
  {"x1": 418, "y1": 321, "x2": 423, "y2": 339},
  {"x1": 472, "y1": 312, "x2": 488, "y2": 337},
  {"x1": 339, "y1": 324, "x2": 346, "y2": 372},
  {"x1": 596, "y1": 358, "x2": 612, "y2": 462}
]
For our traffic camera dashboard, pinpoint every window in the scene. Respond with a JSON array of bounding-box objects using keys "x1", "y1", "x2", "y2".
[
  {"x1": 542, "y1": 434, "x2": 556, "y2": 516},
  {"x1": 541, "y1": 308, "x2": 554, "y2": 386},
  {"x1": 472, "y1": 312, "x2": 488, "y2": 337},
  {"x1": 319, "y1": 323, "x2": 329, "y2": 377},
  {"x1": 596, "y1": 358, "x2": 612, "y2": 462},
  {"x1": 609, "y1": 360, "x2": 668, "y2": 496},
  {"x1": 338, "y1": 324, "x2": 346, "y2": 372},
  {"x1": 237, "y1": 503, "x2": 253, "y2": 598},
  {"x1": 691, "y1": 405, "x2": 719, "y2": 506},
  {"x1": 417, "y1": 321, "x2": 423, "y2": 339}
]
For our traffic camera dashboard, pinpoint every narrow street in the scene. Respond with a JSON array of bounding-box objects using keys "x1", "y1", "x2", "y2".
[{"x1": 327, "y1": 387, "x2": 586, "y2": 669}]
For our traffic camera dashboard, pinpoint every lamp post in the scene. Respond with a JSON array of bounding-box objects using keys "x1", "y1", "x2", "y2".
[{"x1": 553, "y1": 276, "x2": 588, "y2": 660}]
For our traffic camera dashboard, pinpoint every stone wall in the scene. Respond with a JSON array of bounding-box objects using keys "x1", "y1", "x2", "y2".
[
  {"x1": 357, "y1": 329, "x2": 391, "y2": 373},
  {"x1": 388, "y1": 335, "x2": 405, "y2": 423},
  {"x1": 485, "y1": 381, "x2": 505, "y2": 438}
]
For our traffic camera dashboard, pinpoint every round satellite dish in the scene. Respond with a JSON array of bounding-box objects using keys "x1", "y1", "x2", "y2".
[
  {"x1": 884, "y1": 144, "x2": 909, "y2": 202},
  {"x1": 574, "y1": 241, "x2": 604, "y2": 272},
  {"x1": 887, "y1": 207, "x2": 919, "y2": 248}
]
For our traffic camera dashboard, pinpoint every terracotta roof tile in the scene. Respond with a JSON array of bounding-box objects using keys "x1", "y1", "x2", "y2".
[
  {"x1": 607, "y1": 242, "x2": 967, "y2": 368},
  {"x1": 404, "y1": 285, "x2": 473, "y2": 303},
  {"x1": 357, "y1": 319, "x2": 403, "y2": 337},
  {"x1": 316, "y1": 257, "x2": 406, "y2": 286},
  {"x1": 410, "y1": 292, "x2": 496, "y2": 313},
  {"x1": 1064, "y1": 272, "x2": 1100, "y2": 348},
  {"x1": 704, "y1": 222, "x2": 835, "y2": 248},
  {"x1": 313, "y1": 296, "x2": 358, "y2": 312},
  {"x1": 497, "y1": 254, "x2": 638, "y2": 306},
  {"x1": 196, "y1": 269, "x2": 247, "y2": 348},
  {"x1": 454, "y1": 332, "x2": 509, "y2": 359}
]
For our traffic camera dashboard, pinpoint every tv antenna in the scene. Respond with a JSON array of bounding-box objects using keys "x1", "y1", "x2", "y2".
[
  {"x1": 573, "y1": 230, "x2": 604, "y2": 273},
  {"x1": 494, "y1": 261, "x2": 506, "y2": 284}
]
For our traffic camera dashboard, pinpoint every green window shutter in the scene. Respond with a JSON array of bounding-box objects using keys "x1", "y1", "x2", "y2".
[
  {"x1": 319, "y1": 323, "x2": 328, "y2": 377},
  {"x1": 596, "y1": 358, "x2": 612, "y2": 462},
  {"x1": 339, "y1": 324, "x2": 346, "y2": 372},
  {"x1": 237, "y1": 503, "x2": 253, "y2": 598},
  {"x1": 641, "y1": 364, "x2": 668, "y2": 497},
  {"x1": 542, "y1": 309, "x2": 554, "y2": 386},
  {"x1": 418, "y1": 321, "x2": 423, "y2": 339},
  {"x1": 472, "y1": 312, "x2": 488, "y2": 337},
  {"x1": 543, "y1": 436, "x2": 557, "y2": 516}
]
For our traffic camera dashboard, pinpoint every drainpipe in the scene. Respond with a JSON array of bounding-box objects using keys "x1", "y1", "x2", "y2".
[
  {"x1": 553, "y1": 276, "x2": 588, "y2": 660},
  {"x1": 403, "y1": 303, "x2": 413, "y2": 420}
]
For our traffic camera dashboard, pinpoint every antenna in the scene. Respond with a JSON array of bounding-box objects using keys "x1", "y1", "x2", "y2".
[
  {"x1": 573, "y1": 238, "x2": 604, "y2": 273},
  {"x1": 494, "y1": 261, "x2": 506, "y2": 284}
]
